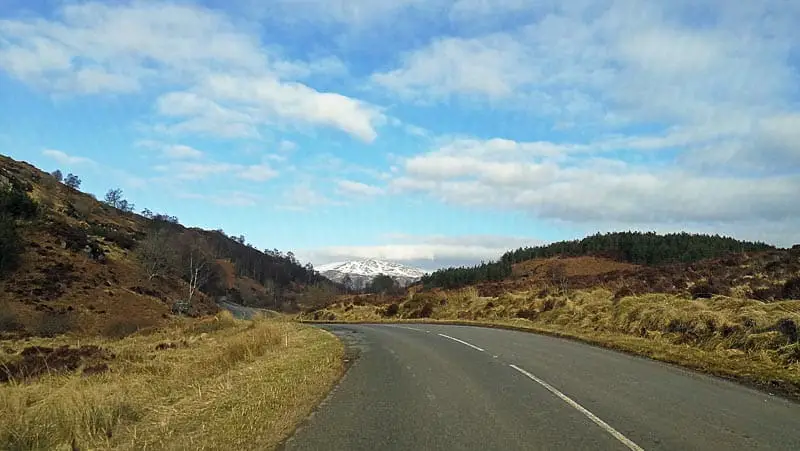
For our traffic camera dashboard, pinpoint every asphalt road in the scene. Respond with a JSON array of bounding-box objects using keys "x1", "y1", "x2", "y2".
[{"x1": 281, "y1": 324, "x2": 800, "y2": 451}]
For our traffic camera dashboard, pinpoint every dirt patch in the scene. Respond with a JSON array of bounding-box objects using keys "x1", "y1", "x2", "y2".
[{"x1": 0, "y1": 345, "x2": 115, "y2": 382}]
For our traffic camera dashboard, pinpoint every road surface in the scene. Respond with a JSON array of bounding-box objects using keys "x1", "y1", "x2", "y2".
[{"x1": 281, "y1": 324, "x2": 800, "y2": 451}]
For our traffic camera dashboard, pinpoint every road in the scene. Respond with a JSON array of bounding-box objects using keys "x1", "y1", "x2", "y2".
[
  {"x1": 281, "y1": 324, "x2": 800, "y2": 451},
  {"x1": 217, "y1": 300, "x2": 277, "y2": 320}
]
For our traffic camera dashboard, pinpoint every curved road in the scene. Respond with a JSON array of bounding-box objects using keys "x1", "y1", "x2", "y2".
[{"x1": 282, "y1": 324, "x2": 800, "y2": 451}]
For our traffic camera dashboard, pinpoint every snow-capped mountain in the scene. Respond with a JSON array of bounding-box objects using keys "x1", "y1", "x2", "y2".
[{"x1": 317, "y1": 259, "x2": 428, "y2": 290}]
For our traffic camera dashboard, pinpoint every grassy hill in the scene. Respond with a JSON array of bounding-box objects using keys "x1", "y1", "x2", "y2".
[
  {"x1": 303, "y1": 236, "x2": 800, "y2": 399},
  {"x1": 0, "y1": 154, "x2": 340, "y2": 339}
]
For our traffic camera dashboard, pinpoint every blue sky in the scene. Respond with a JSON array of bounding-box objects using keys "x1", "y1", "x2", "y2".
[{"x1": 1, "y1": 0, "x2": 799, "y2": 270}]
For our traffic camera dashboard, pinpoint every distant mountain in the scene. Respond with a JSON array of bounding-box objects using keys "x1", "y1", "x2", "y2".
[{"x1": 317, "y1": 259, "x2": 427, "y2": 290}]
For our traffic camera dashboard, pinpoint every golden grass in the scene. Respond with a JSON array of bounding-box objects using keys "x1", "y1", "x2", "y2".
[
  {"x1": 0, "y1": 311, "x2": 344, "y2": 450},
  {"x1": 304, "y1": 288, "x2": 800, "y2": 399}
]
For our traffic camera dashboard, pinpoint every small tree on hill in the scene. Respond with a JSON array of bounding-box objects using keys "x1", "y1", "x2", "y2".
[
  {"x1": 104, "y1": 188, "x2": 134, "y2": 212},
  {"x1": 134, "y1": 229, "x2": 177, "y2": 281},
  {"x1": 64, "y1": 173, "x2": 81, "y2": 189},
  {"x1": 51, "y1": 170, "x2": 63, "y2": 182}
]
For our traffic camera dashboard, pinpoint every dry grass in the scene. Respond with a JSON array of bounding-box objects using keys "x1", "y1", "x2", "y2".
[
  {"x1": 305, "y1": 288, "x2": 800, "y2": 399},
  {"x1": 0, "y1": 311, "x2": 343, "y2": 450}
]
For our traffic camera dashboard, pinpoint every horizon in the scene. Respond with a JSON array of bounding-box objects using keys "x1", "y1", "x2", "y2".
[{"x1": 2, "y1": 0, "x2": 798, "y2": 271}]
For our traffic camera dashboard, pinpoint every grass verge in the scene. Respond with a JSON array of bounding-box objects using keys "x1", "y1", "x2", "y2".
[
  {"x1": 0, "y1": 311, "x2": 344, "y2": 450},
  {"x1": 301, "y1": 288, "x2": 800, "y2": 402}
]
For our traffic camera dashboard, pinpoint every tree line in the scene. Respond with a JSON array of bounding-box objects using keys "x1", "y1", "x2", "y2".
[{"x1": 421, "y1": 231, "x2": 776, "y2": 290}]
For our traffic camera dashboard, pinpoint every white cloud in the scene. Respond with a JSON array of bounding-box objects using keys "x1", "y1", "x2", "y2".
[
  {"x1": 42, "y1": 149, "x2": 95, "y2": 166},
  {"x1": 0, "y1": 2, "x2": 383, "y2": 141},
  {"x1": 372, "y1": 34, "x2": 533, "y2": 101},
  {"x1": 278, "y1": 183, "x2": 344, "y2": 211},
  {"x1": 154, "y1": 159, "x2": 279, "y2": 182},
  {"x1": 372, "y1": 0, "x2": 800, "y2": 127},
  {"x1": 163, "y1": 145, "x2": 204, "y2": 159},
  {"x1": 195, "y1": 74, "x2": 383, "y2": 142},
  {"x1": 300, "y1": 233, "x2": 542, "y2": 270},
  {"x1": 336, "y1": 180, "x2": 384, "y2": 196},
  {"x1": 177, "y1": 191, "x2": 262, "y2": 207},
  {"x1": 155, "y1": 161, "x2": 236, "y2": 180},
  {"x1": 238, "y1": 163, "x2": 278, "y2": 182},
  {"x1": 278, "y1": 140, "x2": 298, "y2": 152},
  {"x1": 390, "y1": 136, "x2": 800, "y2": 225}
]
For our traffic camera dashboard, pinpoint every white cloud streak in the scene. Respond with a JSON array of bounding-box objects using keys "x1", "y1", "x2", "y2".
[
  {"x1": 0, "y1": 1, "x2": 383, "y2": 141},
  {"x1": 42, "y1": 149, "x2": 95, "y2": 166}
]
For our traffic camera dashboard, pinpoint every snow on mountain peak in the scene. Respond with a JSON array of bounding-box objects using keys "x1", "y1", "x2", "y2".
[{"x1": 317, "y1": 259, "x2": 427, "y2": 279}]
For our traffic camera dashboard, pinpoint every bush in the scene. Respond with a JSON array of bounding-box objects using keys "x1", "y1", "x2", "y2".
[
  {"x1": 0, "y1": 186, "x2": 38, "y2": 219},
  {"x1": 782, "y1": 278, "x2": 800, "y2": 300},
  {"x1": 384, "y1": 303, "x2": 399, "y2": 317},
  {"x1": 689, "y1": 281, "x2": 716, "y2": 299},
  {"x1": 36, "y1": 312, "x2": 75, "y2": 337},
  {"x1": 776, "y1": 318, "x2": 798, "y2": 343},
  {"x1": 0, "y1": 216, "x2": 23, "y2": 277},
  {"x1": 88, "y1": 224, "x2": 137, "y2": 250},
  {"x1": 103, "y1": 317, "x2": 158, "y2": 338},
  {"x1": 0, "y1": 302, "x2": 23, "y2": 334},
  {"x1": 612, "y1": 286, "x2": 635, "y2": 303}
]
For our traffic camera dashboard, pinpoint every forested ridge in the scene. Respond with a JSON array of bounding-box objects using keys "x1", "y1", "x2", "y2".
[{"x1": 421, "y1": 231, "x2": 776, "y2": 289}]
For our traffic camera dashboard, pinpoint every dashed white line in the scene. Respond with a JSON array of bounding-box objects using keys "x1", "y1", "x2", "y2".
[
  {"x1": 437, "y1": 333, "x2": 485, "y2": 352},
  {"x1": 509, "y1": 364, "x2": 644, "y2": 451},
  {"x1": 393, "y1": 325, "x2": 423, "y2": 332}
]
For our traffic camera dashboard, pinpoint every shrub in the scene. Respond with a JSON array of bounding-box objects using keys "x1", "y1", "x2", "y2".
[
  {"x1": 0, "y1": 302, "x2": 23, "y2": 334},
  {"x1": 0, "y1": 186, "x2": 38, "y2": 219},
  {"x1": 102, "y1": 317, "x2": 158, "y2": 338},
  {"x1": 689, "y1": 281, "x2": 716, "y2": 299},
  {"x1": 0, "y1": 216, "x2": 23, "y2": 277},
  {"x1": 88, "y1": 224, "x2": 137, "y2": 250},
  {"x1": 516, "y1": 308, "x2": 538, "y2": 320},
  {"x1": 782, "y1": 278, "x2": 800, "y2": 300},
  {"x1": 36, "y1": 312, "x2": 75, "y2": 337},
  {"x1": 753, "y1": 285, "x2": 782, "y2": 302},
  {"x1": 384, "y1": 303, "x2": 399, "y2": 317},
  {"x1": 776, "y1": 318, "x2": 798, "y2": 343},
  {"x1": 612, "y1": 286, "x2": 635, "y2": 303}
]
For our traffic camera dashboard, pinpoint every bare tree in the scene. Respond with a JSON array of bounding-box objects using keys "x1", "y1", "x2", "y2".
[
  {"x1": 133, "y1": 229, "x2": 176, "y2": 281},
  {"x1": 175, "y1": 232, "x2": 214, "y2": 305},
  {"x1": 546, "y1": 262, "x2": 569, "y2": 296}
]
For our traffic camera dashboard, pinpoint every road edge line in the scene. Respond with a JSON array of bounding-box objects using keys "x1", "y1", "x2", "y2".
[
  {"x1": 509, "y1": 364, "x2": 644, "y2": 451},
  {"x1": 438, "y1": 333, "x2": 485, "y2": 352}
]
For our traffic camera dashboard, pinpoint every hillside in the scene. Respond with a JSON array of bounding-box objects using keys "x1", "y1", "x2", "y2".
[
  {"x1": 420, "y1": 231, "x2": 778, "y2": 290},
  {"x1": 0, "y1": 154, "x2": 339, "y2": 338}
]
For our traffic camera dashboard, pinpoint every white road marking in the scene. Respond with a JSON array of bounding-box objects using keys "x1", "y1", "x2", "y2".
[
  {"x1": 437, "y1": 333, "x2": 485, "y2": 352},
  {"x1": 393, "y1": 325, "x2": 423, "y2": 332},
  {"x1": 509, "y1": 364, "x2": 644, "y2": 451}
]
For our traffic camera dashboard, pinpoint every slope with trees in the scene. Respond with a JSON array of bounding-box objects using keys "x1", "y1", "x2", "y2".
[
  {"x1": 422, "y1": 232, "x2": 776, "y2": 290},
  {"x1": 0, "y1": 154, "x2": 339, "y2": 337}
]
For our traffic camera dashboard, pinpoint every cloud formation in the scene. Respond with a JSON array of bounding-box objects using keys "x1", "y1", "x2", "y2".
[
  {"x1": 301, "y1": 234, "x2": 542, "y2": 270},
  {"x1": 0, "y1": 2, "x2": 383, "y2": 141}
]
